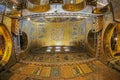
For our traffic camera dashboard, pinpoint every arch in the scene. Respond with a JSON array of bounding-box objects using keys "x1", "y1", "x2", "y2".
[
  {"x1": 20, "y1": 31, "x2": 28, "y2": 51},
  {"x1": 86, "y1": 30, "x2": 97, "y2": 56},
  {"x1": 87, "y1": 30, "x2": 97, "y2": 49},
  {"x1": 0, "y1": 35, "x2": 5, "y2": 59},
  {"x1": 111, "y1": 24, "x2": 120, "y2": 57},
  {"x1": 103, "y1": 23, "x2": 116, "y2": 58},
  {"x1": 111, "y1": 28, "x2": 117, "y2": 51},
  {"x1": 0, "y1": 24, "x2": 12, "y2": 66}
]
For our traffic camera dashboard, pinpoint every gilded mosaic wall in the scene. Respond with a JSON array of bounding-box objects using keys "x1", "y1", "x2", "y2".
[{"x1": 21, "y1": 19, "x2": 92, "y2": 48}]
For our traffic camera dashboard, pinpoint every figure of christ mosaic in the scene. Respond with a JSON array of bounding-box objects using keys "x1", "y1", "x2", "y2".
[{"x1": 51, "y1": 27, "x2": 64, "y2": 41}]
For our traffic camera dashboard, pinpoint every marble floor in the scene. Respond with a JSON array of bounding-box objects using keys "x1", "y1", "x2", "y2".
[
  {"x1": 21, "y1": 52, "x2": 94, "y2": 64},
  {"x1": 8, "y1": 60, "x2": 120, "y2": 80},
  {"x1": 0, "y1": 48, "x2": 120, "y2": 80}
]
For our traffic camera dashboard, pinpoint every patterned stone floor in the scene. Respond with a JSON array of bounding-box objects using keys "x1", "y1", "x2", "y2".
[
  {"x1": 21, "y1": 52, "x2": 94, "y2": 63},
  {"x1": 9, "y1": 60, "x2": 120, "y2": 80}
]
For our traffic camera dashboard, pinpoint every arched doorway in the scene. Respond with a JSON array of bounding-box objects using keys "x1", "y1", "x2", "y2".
[
  {"x1": 87, "y1": 30, "x2": 97, "y2": 49},
  {"x1": 0, "y1": 35, "x2": 5, "y2": 60},
  {"x1": 103, "y1": 23, "x2": 120, "y2": 59},
  {"x1": 20, "y1": 32, "x2": 28, "y2": 51},
  {"x1": 87, "y1": 30, "x2": 97, "y2": 56},
  {"x1": 111, "y1": 24, "x2": 120, "y2": 57},
  {"x1": 111, "y1": 28, "x2": 117, "y2": 51}
]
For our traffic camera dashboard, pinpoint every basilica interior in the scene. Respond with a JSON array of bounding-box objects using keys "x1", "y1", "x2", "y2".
[{"x1": 0, "y1": 0, "x2": 120, "y2": 80}]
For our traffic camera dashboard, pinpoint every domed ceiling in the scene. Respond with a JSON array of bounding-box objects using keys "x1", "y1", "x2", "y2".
[{"x1": 0, "y1": 0, "x2": 110, "y2": 22}]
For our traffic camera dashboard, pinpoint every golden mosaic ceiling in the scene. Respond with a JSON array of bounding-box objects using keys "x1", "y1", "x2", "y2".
[
  {"x1": 0, "y1": 0, "x2": 111, "y2": 21},
  {"x1": 0, "y1": 0, "x2": 109, "y2": 10}
]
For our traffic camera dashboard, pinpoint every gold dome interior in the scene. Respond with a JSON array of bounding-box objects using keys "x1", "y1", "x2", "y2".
[{"x1": 0, "y1": 0, "x2": 120, "y2": 80}]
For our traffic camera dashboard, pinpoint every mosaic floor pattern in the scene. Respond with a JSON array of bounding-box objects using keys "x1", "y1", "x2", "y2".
[
  {"x1": 9, "y1": 60, "x2": 120, "y2": 80},
  {"x1": 21, "y1": 52, "x2": 93, "y2": 64}
]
